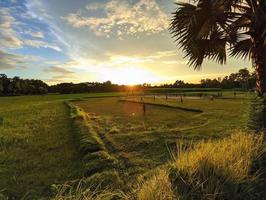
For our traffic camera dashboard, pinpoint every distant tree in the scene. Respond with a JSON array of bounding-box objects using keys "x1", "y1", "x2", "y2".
[
  {"x1": 173, "y1": 80, "x2": 185, "y2": 88},
  {"x1": 170, "y1": 0, "x2": 266, "y2": 95},
  {"x1": 0, "y1": 74, "x2": 48, "y2": 96}
]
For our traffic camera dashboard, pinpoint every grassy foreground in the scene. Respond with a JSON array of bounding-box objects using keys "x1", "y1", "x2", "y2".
[
  {"x1": 0, "y1": 92, "x2": 263, "y2": 199},
  {"x1": 54, "y1": 131, "x2": 266, "y2": 200}
]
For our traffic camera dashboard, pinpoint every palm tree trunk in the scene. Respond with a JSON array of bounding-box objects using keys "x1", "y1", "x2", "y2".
[
  {"x1": 253, "y1": 39, "x2": 266, "y2": 96},
  {"x1": 255, "y1": 62, "x2": 266, "y2": 96}
]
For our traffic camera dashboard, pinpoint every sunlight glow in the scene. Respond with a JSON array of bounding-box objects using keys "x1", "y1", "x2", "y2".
[{"x1": 106, "y1": 67, "x2": 160, "y2": 85}]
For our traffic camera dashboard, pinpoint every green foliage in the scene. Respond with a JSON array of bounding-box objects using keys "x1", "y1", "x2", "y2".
[{"x1": 0, "y1": 74, "x2": 48, "y2": 96}]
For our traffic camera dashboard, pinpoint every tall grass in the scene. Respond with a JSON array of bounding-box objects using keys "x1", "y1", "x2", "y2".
[
  {"x1": 136, "y1": 169, "x2": 175, "y2": 200},
  {"x1": 54, "y1": 131, "x2": 265, "y2": 200},
  {"x1": 138, "y1": 132, "x2": 265, "y2": 200},
  {"x1": 53, "y1": 179, "x2": 126, "y2": 200}
]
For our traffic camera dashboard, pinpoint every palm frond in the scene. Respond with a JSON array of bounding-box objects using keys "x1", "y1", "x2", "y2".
[
  {"x1": 229, "y1": 39, "x2": 252, "y2": 59},
  {"x1": 170, "y1": 0, "x2": 229, "y2": 69}
]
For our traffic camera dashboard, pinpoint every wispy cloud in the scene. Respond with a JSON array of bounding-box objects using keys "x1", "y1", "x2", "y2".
[
  {"x1": 24, "y1": 39, "x2": 62, "y2": 51},
  {"x1": 0, "y1": 8, "x2": 23, "y2": 48},
  {"x1": 64, "y1": 0, "x2": 169, "y2": 38},
  {"x1": 0, "y1": 7, "x2": 61, "y2": 51},
  {"x1": 24, "y1": 30, "x2": 44, "y2": 38},
  {"x1": 0, "y1": 49, "x2": 28, "y2": 70},
  {"x1": 44, "y1": 66, "x2": 74, "y2": 75}
]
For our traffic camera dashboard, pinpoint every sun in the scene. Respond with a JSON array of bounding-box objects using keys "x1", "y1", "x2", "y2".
[{"x1": 109, "y1": 67, "x2": 159, "y2": 85}]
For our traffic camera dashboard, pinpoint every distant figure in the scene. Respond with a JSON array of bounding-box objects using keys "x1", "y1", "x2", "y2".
[
  {"x1": 210, "y1": 96, "x2": 214, "y2": 101},
  {"x1": 180, "y1": 96, "x2": 183, "y2": 103},
  {"x1": 234, "y1": 91, "x2": 236, "y2": 96},
  {"x1": 143, "y1": 103, "x2": 146, "y2": 114},
  {"x1": 154, "y1": 95, "x2": 156, "y2": 101},
  {"x1": 199, "y1": 93, "x2": 203, "y2": 98}
]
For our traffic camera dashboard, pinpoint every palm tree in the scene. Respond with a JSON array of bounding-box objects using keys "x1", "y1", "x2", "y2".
[{"x1": 170, "y1": 0, "x2": 266, "y2": 95}]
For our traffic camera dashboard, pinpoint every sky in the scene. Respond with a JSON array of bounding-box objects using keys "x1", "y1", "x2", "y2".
[{"x1": 0, "y1": 0, "x2": 251, "y2": 85}]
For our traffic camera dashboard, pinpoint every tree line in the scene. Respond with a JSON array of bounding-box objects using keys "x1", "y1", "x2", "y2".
[
  {"x1": 0, "y1": 68, "x2": 255, "y2": 96},
  {"x1": 0, "y1": 74, "x2": 48, "y2": 96},
  {"x1": 49, "y1": 81, "x2": 128, "y2": 94},
  {"x1": 157, "y1": 68, "x2": 255, "y2": 90}
]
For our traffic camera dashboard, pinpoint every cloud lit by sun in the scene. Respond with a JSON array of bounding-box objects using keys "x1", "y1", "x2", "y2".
[{"x1": 0, "y1": 0, "x2": 250, "y2": 85}]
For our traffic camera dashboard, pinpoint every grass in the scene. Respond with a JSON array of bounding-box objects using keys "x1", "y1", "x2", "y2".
[
  {"x1": 0, "y1": 100, "x2": 84, "y2": 199},
  {"x1": 137, "y1": 132, "x2": 266, "y2": 200},
  {"x1": 0, "y1": 91, "x2": 260, "y2": 199},
  {"x1": 0, "y1": 93, "x2": 124, "y2": 198},
  {"x1": 54, "y1": 131, "x2": 266, "y2": 200},
  {"x1": 69, "y1": 93, "x2": 253, "y2": 193}
]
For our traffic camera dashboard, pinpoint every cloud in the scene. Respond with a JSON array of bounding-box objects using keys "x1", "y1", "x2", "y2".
[
  {"x1": 44, "y1": 66, "x2": 74, "y2": 75},
  {"x1": 24, "y1": 30, "x2": 44, "y2": 38},
  {"x1": 162, "y1": 60, "x2": 187, "y2": 65},
  {"x1": 0, "y1": 7, "x2": 61, "y2": 52},
  {"x1": 64, "y1": 0, "x2": 169, "y2": 37},
  {"x1": 43, "y1": 63, "x2": 78, "y2": 84},
  {"x1": 0, "y1": 49, "x2": 27, "y2": 70},
  {"x1": 0, "y1": 8, "x2": 23, "y2": 48},
  {"x1": 24, "y1": 39, "x2": 62, "y2": 51}
]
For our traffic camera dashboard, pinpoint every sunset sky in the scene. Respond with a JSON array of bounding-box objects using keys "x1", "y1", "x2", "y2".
[{"x1": 0, "y1": 0, "x2": 251, "y2": 85}]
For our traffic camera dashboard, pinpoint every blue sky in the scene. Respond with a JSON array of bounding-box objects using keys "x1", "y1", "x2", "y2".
[{"x1": 0, "y1": 0, "x2": 251, "y2": 85}]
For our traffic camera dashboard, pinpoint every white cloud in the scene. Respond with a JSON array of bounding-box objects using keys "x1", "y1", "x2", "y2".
[
  {"x1": 24, "y1": 30, "x2": 44, "y2": 38},
  {"x1": 0, "y1": 8, "x2": 23, "y2": 48},
  {"x1": 24, "y1": 39, "x2": 62, "y2": 51},
  {"x1": 0, "y1": 7, "x2": 61, "y2": 52},
  {"x1": 64, "y1": 0, "x2": 169, "y2": 37},
  {"x1": 0, "y1": 49, "x2": 30, "y2": 70}
]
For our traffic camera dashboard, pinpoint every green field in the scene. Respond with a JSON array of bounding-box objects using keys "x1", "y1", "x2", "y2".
[{"x1": 0, "y1": 92, "x2": 260, "y2": 199}]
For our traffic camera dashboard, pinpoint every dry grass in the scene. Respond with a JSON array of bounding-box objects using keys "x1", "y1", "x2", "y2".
[
  {"x1": 54, "y1": 131, "x2": 266, "y2": 200},
  {"x1": 136, "y1": 169, "x2": 175, "y2": 200},
  {"x1": 53, "y1": 179, "x2": 126, "y2": 200},
  {"x1": 171, "y1": 132, "x2": 265, "y2": 200}
]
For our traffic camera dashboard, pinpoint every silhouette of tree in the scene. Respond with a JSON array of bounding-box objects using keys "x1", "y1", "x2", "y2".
[{"x1": 170, "y1": 0, "x2": 266, "y2": 95}]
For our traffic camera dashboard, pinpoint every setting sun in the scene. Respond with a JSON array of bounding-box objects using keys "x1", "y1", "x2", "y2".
[{"x1": 107, "y1": 67, "x2": 160, "y2": 85}]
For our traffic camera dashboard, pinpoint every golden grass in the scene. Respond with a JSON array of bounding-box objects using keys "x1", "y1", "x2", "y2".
[
  {"x1": 171, "y1": 132, "x2": 265, "y2": 199},
  {"x1": 53, "y1": 179, "x2": 126, "y2": 200},
  {"x1": 54, "y1": 130, "x2": 265, "y2": 200},
  {"x1": 136, "y1": 169, "x2": 175, "y2": 200},
  {"x1": 56, "y1": 104, "x2": 266, "y2": 200}
]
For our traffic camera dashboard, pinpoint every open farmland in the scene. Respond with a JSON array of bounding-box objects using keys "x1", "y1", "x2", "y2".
[
  {"x1": 0, "y1": 92, "x2": 260, "y2": 199},
  {"x1": 70, "y1": 94, "x2": 252, "y2": 190}
]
